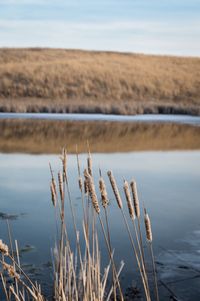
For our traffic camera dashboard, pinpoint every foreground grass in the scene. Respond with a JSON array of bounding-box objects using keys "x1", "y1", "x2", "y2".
[
  {"x1": 0, "y1": 49, "x2": 200, "y2": 115},
  {"x1": 0, "y1": 148, "x2": 159, "y2": 301},
  {"x1": 0, "y1": 120, "x2": 200, "y2": 153}
]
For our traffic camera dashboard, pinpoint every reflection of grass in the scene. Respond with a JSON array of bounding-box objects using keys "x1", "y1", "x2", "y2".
[
  {"x1": 0, "y1": 49, "x2": 200, "y2": 115},
  {"x1": 0, "y1": 119, "x2": 200, "y2": 153}
]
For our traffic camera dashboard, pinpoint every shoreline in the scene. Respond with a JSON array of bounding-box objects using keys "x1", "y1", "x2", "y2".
[{"x1": 0, "y1": 100, "x2": 200, "y2": 117}]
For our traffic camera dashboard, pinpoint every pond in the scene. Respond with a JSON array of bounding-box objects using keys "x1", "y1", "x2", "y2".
[{"x1": 0, "y1": 150, "x2": 200, "y2": 300}]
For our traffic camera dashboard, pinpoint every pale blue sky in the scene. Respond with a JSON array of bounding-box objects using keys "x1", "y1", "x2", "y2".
[{"x1": 0, "y1": 0, "x2": 199, "y2": 56}]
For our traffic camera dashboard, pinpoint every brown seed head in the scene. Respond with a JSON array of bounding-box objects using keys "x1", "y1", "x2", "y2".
[
  {"x1": 0, "y1": 240, "x2": 9, "y2": 256},
  {"x1": 78, "y1": 177, "x2": 83, "y2": 191},
  {"x1": 3, "y1": 263, "x2": 20, "y2": 280},
  {"x1": 144, "y1": 213, "x2": 153, "y2": 242},
  {"x1": 84, "y1": 179, "x2": 89, "y2": 195},
  {"x1": 130, "y1": 180, "x2": 140, "y2": 218},
  {"x1": 60, "y1": 148, "x2": 67, "y2": 179},
  {"x1": 99, "y1": 177, "x2": 109, "y2": 208},
  {"x1": 58, "y1": 172, "x2": 64, "y2": 202},
  {"x1": 123, "y1": 181, "x2": 135, "y2": 219},
  {"x1": 50, "y1": 181, "x2": 57, "y2": 207},
  {"x1": 87, "y1": 153, "x2": 93, "y2": 176},
  {"x1": 107, "y1": 171, "x2": 123, "y2": 209},
  {"x1": 84, "y1": 169, "x2": 100, "y2": 214}
]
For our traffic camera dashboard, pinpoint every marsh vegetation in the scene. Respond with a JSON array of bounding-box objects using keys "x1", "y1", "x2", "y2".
[{"x1": 0, "y1": 49, "x2": 200, "y2": 115}]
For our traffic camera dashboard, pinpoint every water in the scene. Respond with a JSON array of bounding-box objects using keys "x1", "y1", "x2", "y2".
[
  {"x1": 0, "y1": 151, "x2": 200, "y2": 300},
  {"x1": 0, "y1": 112, "x2": 200, "y2": 126}
]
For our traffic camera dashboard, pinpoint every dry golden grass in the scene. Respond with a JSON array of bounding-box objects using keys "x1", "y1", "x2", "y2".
[
  {"x1": 0, "y1": 119, "x2": 200, "y2": 153},
  {"x1": 0, "y1": 48, "x2": 200, "y2": 114}
]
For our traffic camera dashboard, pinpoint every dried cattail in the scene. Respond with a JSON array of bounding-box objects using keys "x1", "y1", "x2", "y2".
[
  {"x1": 107, "y1": 171, "x2": 123, "y2": 209},
  {"x1": 99, "y1": 177, "x2": 109, "y2": 208},
  {"x1": 58, "y1": 172, "x2": 64, "y2": 202},
  {"x1": 87, "y1": 152, "x2": 93, "y2": 176},
  {"x1": 50, "y1": 181, "x2": 57, "y2": 207},
  {"x1": 84, "y1": 179, "x2": 89, "y2": 195},
  {"x1": 0, "y1": 239, "x2": 9, "y2": 255},
  {"x1": 84, "y1": 169, "x2": 100, "y2": 214},
  {"x1": 60, "y1": 148, "x2": 67, "y2": 179},
  {"x1": 3, "y1": 263, "x2": 20, "y2": 280},
  {"x1": 130, "y1": 180, "x2": 140, "y2": 218},
  {"x1": 78, "y1": 176, "x2": 83, "y2": 191},
  {"x1": 123, "y1": 180, "x2": 135, "y2": 219},
  {"x1": 144, "y1": 212, "x2": 153, "y2": 242}
]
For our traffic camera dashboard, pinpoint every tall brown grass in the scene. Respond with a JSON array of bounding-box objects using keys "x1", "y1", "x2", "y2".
[
  {"x1": 0, "y1": 49, "x2": 200, "y2": 115},
  {"x1": 0, "y1": 147, "x2": 159, "y2": 301}
]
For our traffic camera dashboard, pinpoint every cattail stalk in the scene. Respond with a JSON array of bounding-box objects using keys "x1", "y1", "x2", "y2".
[
  {"x1": 99, "y1": 170, "x2": 117, "y2": 300},
  {"x1": 130, "y1": 180, "x2": 146, "y2": 269},
  {"x1": 144, "y1": 210, "x2": 159, "y2": 301},
  {"x1": 124, "y1": 180, "x2": 150, "y2": 298},
  {"x1": 108, "y1": 176, "x2": 150, "y2": 301}
]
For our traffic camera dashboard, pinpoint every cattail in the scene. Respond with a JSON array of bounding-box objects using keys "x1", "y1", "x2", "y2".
[
  {"x1": 50, "y1": 181, "x2": 57, "y2": 207},
  {"x1": 123, "y1": 180, "x2": 134, "y2": 219},
  {"x1": 60, "y1": 148, "x2": 67, "y2": 179},
  {"x1": 84, "y1": 169, "x2": 100, "y2": 214},
  {"x1": 52, "y1": 178, "x2": 57, "y2": 195},
  {"x1": 84, "y1": 179, "x2": 89, "y2": 195},
  {"x1": 0, "y1": 240, "x2": 9, "y2": 255},
  {"x1": 130, "y1": 180, "x2": 140, "y2": 218},
  {"x1": 78, "y1": 177, "x2": 83, "y2": 191},
  {"x1": 99, "y1": 177, "x2": 109, "y2": 208},
  {"x1": 87, "y1": 152, "x2": 93, "y2": 176},
  {"x1": 3, "y1": 263, "x2": 20, "y2": 280},
  {"x1": 144, "y1": 212, "x2": 153, "y2": 242},
  {"x1": 58, "y1": 172, "x2": 64, "y2": 202},
  {"x1": 107, "y1": 171, "x2": 123, "y2": 209}
]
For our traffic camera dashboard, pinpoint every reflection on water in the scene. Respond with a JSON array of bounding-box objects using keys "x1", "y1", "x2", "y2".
[
  {"x1": 0, "y1": 119, "x2": 200, "y2": 153},
  {"x1": 0, "y1": 151, "x2": 200, "y2": 300}
]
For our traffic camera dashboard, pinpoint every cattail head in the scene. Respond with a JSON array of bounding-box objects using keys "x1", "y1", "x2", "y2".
[
  {"x1": 50, "y1": 181, "x2": 57, "y2": 207},
  {"x1": 78, "y1": 176, "x2": 83, "y2": 191},
  {"x1": 123, "y1": 180, "x2": 135, "y2": 219},
  {"x1": 99, "y1": 177, "x2": 109, "y2": 208},
  {"x1": 58, "y1": 172, "x2": 64, "y2": 203},
  {"x1": 0, "y1": 240, "x2": 9, "y2": 256},
  {"x1": 130, "y1": 180, "x2": 140, "y2": 218},
  {"x1": 60, "y1": 148, "x2": 67, "y2": 179},
  {"x1": 84, "y1": 179, "x2": 89, "y2": 195},
  {"x1": 84, "y1": 169, "x2": 100, "y2": 214},
  {"x1": 107, "y1": 171, "x2": 123, "y2": 209},
  {"x1": 3, "y1": 263, "x2": 20, "y2": 280},
  {"x1": 87, "y1": 152, "x2": 93, "y2": 176},
  {"x1": 144, "y1": 212, "x2": 153, "y2": 242}
]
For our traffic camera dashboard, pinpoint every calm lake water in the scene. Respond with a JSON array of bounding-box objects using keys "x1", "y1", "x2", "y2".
[
  {"x1": 0, "y1": 112, "x2": 200, "y2": 125},
  {"x1": 0, "y1": 151, "x2": 200, "y2": 300}
]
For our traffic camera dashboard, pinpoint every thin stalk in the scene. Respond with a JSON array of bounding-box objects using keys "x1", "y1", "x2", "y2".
[
  {"x1": 149, "y1": 243, "x2": 159, "y2": 301},
  {"x1": 120, "y1": 209, "x2": 151, "y2": 301},
  {"x1": 98, "y1": 214, "x2": 124, "y2": 301}
]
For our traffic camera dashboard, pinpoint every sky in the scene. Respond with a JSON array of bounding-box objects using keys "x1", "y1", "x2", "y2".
[{"x1": 0, "y1": 0, "x2": 199, "y2": 56}]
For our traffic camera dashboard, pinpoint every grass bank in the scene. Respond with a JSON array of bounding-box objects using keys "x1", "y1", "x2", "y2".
[
  {"x1": 0, "y1": 119, "x2": 200, "y2": 153},
  {"x1": 0, "y1": 48, "x2": 200, "y2": 115}
]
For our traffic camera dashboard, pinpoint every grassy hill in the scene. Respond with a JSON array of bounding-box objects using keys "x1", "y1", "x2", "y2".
[{"x1": 0, "y1": 48, "x2": 200, "y2": 115}]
